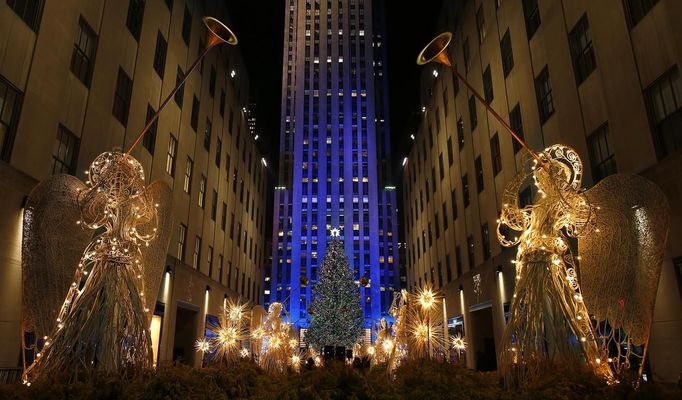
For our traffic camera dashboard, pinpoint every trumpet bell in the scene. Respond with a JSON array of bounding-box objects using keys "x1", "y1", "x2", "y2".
[
  {"x1": 203, "y1": 17, "x2": 238, "y2": 48},
  {"x1": 417, "y1": 32, "x2": 453, "y2": 66}
]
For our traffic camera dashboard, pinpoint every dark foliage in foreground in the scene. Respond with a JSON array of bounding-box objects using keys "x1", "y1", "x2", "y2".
[{"x1": 1, "y1": 359, "x2": 679, "y2": 400}]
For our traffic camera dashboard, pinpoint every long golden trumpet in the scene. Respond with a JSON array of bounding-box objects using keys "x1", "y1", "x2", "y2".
[
  {"x1": 417, "y1": 32, "x2": 544, "y2": 167},
  {"x1": 127, "y1": 17, "x2": 237, "y2": 154}
]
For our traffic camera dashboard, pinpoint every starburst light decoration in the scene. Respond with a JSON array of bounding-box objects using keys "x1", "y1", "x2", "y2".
[
  {"x1": 195, "y1": 338, "x2": 211, "y2": 353},
  {"x1": 451, "y1": 334, "x2": 467, "y2": 353},
  {"x1": 199, "y1": 299, "x2": 250, "y2": 364},
  {"x1": 384, "y1": 287, "x2": 446, "y2": 375}
]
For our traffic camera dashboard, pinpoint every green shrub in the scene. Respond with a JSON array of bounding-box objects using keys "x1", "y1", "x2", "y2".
[{"x1": 1, "y1": 359, "x2": 679, "y2": 400}]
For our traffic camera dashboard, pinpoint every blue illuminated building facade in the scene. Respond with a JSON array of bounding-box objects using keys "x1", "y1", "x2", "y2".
[{"x1": 266, "y1": 0, "x2": 399, "y2": 333}]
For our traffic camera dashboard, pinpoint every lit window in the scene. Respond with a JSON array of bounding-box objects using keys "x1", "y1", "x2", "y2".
[{"x1": 52, "y1": 124, "x2": 80, "y2": 175}]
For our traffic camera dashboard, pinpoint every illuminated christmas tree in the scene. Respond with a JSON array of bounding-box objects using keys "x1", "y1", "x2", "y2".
[{"x1": 306, "y1": 231, "x2": 363, "y2": 350}]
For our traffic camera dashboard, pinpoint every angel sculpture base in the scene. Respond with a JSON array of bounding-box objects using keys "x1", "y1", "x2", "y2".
[{"x1": 22, "y1": 152, "x2": 172, "y2": 384}]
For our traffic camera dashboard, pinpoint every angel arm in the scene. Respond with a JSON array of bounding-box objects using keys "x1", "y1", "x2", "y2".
[
  {"x1": 556, "y1": 190, "x2": 594, "y2": 238},
  {"x1": 497, "y1": 172, "x2": 530, "y2": 246}
]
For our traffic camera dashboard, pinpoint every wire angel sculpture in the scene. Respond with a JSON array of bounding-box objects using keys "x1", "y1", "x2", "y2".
[
  {"x1": 256, "y1": 302, "x2": 299, "y2": 374},
  {"x1": 497, "y1": 144, "x2": 669, "y2": 387},
  {"x1": 21, "y1": 151, "x2": 173, "y2": 383},
  {"x1": 372, "y1": 318, "x2": 392, "y2": 364}
]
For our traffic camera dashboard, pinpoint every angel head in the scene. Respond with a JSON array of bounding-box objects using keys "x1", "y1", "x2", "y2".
[
  {"x1": 268, "y1": 302, "x2": 283, "y2": 317},
  {"x1": 87, "y1": 152, "x2": 146, "y2": 199},
  {"x1": 533, "y1": 145, "x2": 584, "y2": 196}
]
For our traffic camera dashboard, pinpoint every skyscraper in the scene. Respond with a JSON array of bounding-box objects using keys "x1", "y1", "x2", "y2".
[{"x1": 267, "y1": 0, "x2": 399, "y2": 334}]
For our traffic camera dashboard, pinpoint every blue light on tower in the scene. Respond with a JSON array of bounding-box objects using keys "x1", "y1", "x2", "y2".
[{"x1": 266, "y1": 0, "x2": 398, "y2": 335}]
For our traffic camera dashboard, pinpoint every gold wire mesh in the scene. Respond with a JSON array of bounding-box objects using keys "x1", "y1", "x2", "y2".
[
  {"x1": 578, "y1": 173, "x2": 670, "y2": 378},
  {"x1": 496, "y1": 145, "x2": 612, "y2": 386},
  {"x1": 21, "y1": 152, "x2": 173, "y2": 384}
]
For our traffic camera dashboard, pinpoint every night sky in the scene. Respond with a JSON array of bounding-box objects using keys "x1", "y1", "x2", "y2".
[{"x1": 226, "y1": 0, "x2": 444, "y2": 174}]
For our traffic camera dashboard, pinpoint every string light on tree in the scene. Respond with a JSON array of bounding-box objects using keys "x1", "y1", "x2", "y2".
[{"x1": 305, "y1": 232, "x2": 364, "y2": 351}]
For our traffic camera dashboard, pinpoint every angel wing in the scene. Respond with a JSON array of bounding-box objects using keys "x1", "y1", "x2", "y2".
[
  {"x1": 139, "y1": 180, "x2": 174, "y2": 322},
  {"x1": 21, "y1": 174, "x2": 93, "y2": 340},
  {"x1": 578, "y1": 173, "x2": 670, "y2": 345}
]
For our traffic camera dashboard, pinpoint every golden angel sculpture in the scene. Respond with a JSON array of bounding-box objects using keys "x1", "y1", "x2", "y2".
[
  {"x1": 497, "y1": 144, "x2": 669, "y2": 386},
  {"x1": 21, "y1": 152, "x2": 173, "y2": 383},
  {"x1": 255, "y1": 302, "x2": 300, "y2": 374}
]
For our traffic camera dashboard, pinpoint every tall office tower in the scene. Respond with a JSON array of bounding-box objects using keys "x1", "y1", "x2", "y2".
[
  {"x1": 0, "y1": 0, "x2": 268, "y2": 375},
  {"x1": 401, "y1": 0, "x2": 682, "y2": 382},
  {"x1": 267, "y1": 0, "x2": 399, "y2": 334}
]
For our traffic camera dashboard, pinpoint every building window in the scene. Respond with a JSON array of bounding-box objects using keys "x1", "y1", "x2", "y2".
[
  {"x1": 7, "y1": 0, "x2": 43, "y2": 32},
  {"x1": 71, "y1": 17, "x2": 97, "y2": 87},
  {"x1": 509, "y1": 104, "x2": 524, "y2": 153},
  {"x1": 481, "y1": 223, "x2": 490, "y2": 260},
  {"x1": 193, "y1": 235, "x2": 201, "y2": 269},
  {"x1": 0, "y1": 76, "x2": 22, "y2": 161},
  {"x1": 204, "y1": 118, "x2": 211, "y2": 151},
  {"x1": 624, "y1": 0, "x2": 660, "y2": 28},
  {"x1": 475, "y1": 156, "x2": 484, "y2": 193},
  {"x1": 207, "y1": 246, "x2": 214, "y2": 277},
  {"x1": 153, "y1": 31, "x2": 168, "y2": 78},
  {"x1": 523, "y1": 0, "x2": 540, "y2": 39},
  {"x1": 467, "y1": 235, "x2": 475, "y2": 268},
  {"x1": 456, "y1": 247, "x2": 463, "y2": 277},
  {"x1": 447, "y1": 137, "x2": 454, "y2": 166},
  {"x1": 476, "y1": 5, "x2": 486, "y2": 43},
  {"x1": 673, "y1": 257, "x2": 682, "y2": 301},
  {"x1": 191, "y1": 95, "x2": 199, "y2": 131},
  {"x1": 112, "y1": 67, "x2": 133, "y2": 126},
  {"x1": 126, "y1": 0, "x2": 145, "y2": 41},
  {"x1": 490, "y1": 133, "x2": 502, "y2": 176},
  {"x1": 451, "y1": 189, "x2": 458, "y2": 220},
  {"x1": 198, "y1": 174, "x2": 206, "y2": 208},
  {"x1": 215, "y1": 137, "x2": 222, "y2": 167},
  {"x1": 174, "y1": 67, "x2": 184, "y2": 107},
  {"x1": 211, "y1": 190, "x2": 218, "y2": 221},
  {"x1": 500, "y1": 29, "x2": 514, "y2": 78},
  {"x1": 221, "y1": 202, "x2": 227, "y2": 231},
  {"x1": 535, "y1": 66, "x2": 554, "y2": 123},
  {"x1": 462, "y1": 174, "x2": 470, "y2": 208},
  {"x1": 468, "y1": 95, "x2": 477, "y2": 130},
  {"x1": 569, "y1": 14, "x2": 596, "y2": 85},
  {"x1": 483, "y1": 65, "x2": 493, "y2": 103},
  {"x1": 184, "y1": 156, "x2": 193, "y2": 193},
  {"x1": 177, "y1": 223, "x2": 187, "y2": 260},
  {"x1": 439, "y1": 153, "x2": 445, "y2": 180},
  {"x1": 645, "y1": 68, "x2": 682, "y2": 159},
  {"x1": 166, "y1": 134, "x2": 177, "y2": 176},
  {"x1": 220, "y1": 90, "x2": 226, "y2": 117},
  {"x1": 209, "y1": 67, "x2": 216, "y2": 96},
  {"x1": 182, "y1": 5, "x2": 192, "y2": 45},
  {"x1": 463, "y1": 37, "x2": 471, "y2": 73},
  {"x1": 52, "y1": 124, "x2": 80, "y2": 174},
  {"x1": 457, "y1": 117, "x2": 465, "y2": 149},
  {"x1": 587, "y1": 123, "x2": 617, "y2": 182},
  {"x1": 142, "y1": 105, "x2": 158, "y2": 154}
]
